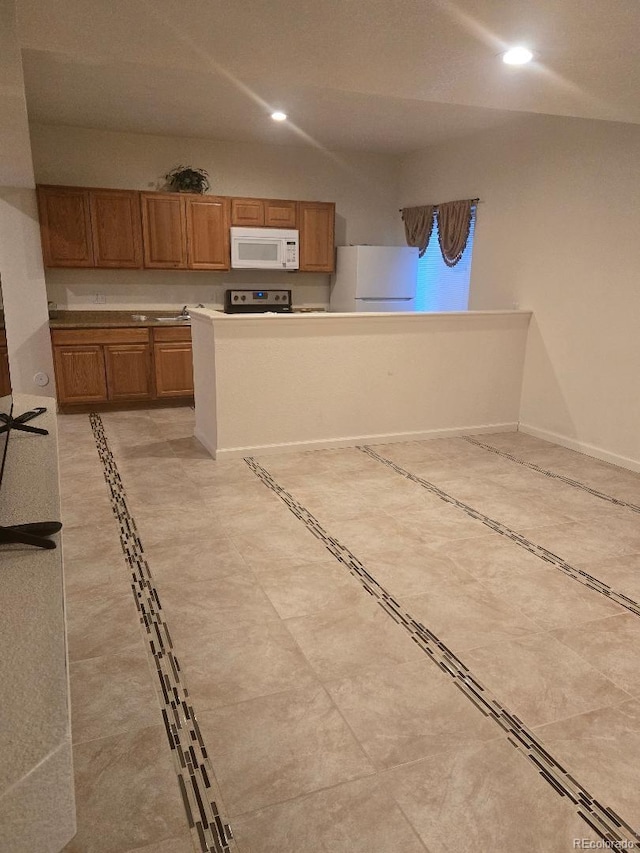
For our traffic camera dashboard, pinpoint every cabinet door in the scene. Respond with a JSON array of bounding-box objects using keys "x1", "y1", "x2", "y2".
[
  {"x1": 104, "y1": 344, "x2": 152, "y2": 400},
  {"x1": 153, "y1": 342, "x2": 194, "y2": 398},
  {"x1": 90, "y1": 190, "x2": 143, "y2": 268},
  {"x1": 140, "y1": 193, "x2": 187, "y2": 268},
  {"x1": 185, "y1": 196, "x2": 230, "y2": 269},
  {"x1": 264, "y1": 200, "x2": 297, "y2": 228},
  {"x1": 230, "y1": 198, "x2": 264, "y2": 227},
  {"x1": 37, "y1": 186, "x2": 94, "y2": 268},
  {"x1": 53, "y1": 345, "x2": 108, "y2": 404},
  {"x1": 0, "y1": 346, "x2": 10, "y2": 398},
  {"x1": 298, "y1": 202, "x2": 335, "y2": 272}
]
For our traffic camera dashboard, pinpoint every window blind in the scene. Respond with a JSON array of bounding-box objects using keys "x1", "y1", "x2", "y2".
[{"x1": 415, "y1": 208, "x2": 476, "y2": 312}]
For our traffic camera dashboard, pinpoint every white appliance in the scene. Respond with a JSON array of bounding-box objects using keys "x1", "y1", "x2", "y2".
[
  {"x1": 329, "y1": 245, "x2": 419, "y2": 312},
  {"x1": 230, "y1": 227, "x2": 299, "y2": 270}
]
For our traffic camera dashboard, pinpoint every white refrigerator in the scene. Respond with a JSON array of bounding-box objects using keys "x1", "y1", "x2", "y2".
[{"x1": 329, "y1": 246, "x2": 419, "y2": 312}]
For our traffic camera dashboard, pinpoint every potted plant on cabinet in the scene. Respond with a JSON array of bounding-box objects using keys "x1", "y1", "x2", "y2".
[{"x1": 165, "y1": 165, "x2": 210, "y2": 194}]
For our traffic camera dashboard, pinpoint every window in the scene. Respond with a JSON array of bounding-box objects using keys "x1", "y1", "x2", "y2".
[{"x1": 415, "y1": 208, "x2": 476, "y2": 312}]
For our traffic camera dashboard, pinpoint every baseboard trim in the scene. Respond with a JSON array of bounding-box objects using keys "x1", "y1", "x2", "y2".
[
  {"x1": 518, "y1": 423, "x2": 640, "y2": 474},
  {"x1": 209, "y1": 422, "x2": 518, "y2": 460}
]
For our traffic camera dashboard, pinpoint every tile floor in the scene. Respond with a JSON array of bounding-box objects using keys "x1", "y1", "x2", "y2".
[{"x1": 57, "y1": 407, "x2": 640, "y2": 853}]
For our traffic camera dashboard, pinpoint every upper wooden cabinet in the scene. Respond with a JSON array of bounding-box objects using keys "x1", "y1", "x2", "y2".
[
  {"x1": 185, "y1": 196, "x2": 230, "y2": 269},
  {"x1": 38, "y1": 186, "x2": 142, "y2": 269},
  {"x1": 37, "y1": 186, "x2": 94, "y2": 268},
  {"x1": 265, "y1": 199, "x2": 297, "y2": 228},
  {"x1": 90, "y1": 190, "x2": 143, "y2": 268},
  {"x1": 231, "y1": 198, "x2": 263, "y2": 227},
  {"x1": 141, "y1": 192, "x2": 230, "y2": 270},
  {"x1": 37, "y1": 185, "x2": 335, "y2": 273},
  {"x1": 298, "y1": 201, "x2": 336, "y2": 272},
  {"x1": 140, "y1": 192, "x2": 188, "y2": 269},
  {"x1": 230, "y1": 197, "x2": 297, "y2": 229}
]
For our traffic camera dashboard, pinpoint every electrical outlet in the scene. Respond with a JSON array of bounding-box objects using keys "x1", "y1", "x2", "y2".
[{"x1": 94, "y1": 292, "x2": 106, "y2": 304}]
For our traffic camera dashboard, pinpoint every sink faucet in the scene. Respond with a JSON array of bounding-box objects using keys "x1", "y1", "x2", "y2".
[{"x1": 179, "y1": 305, "x2": 189, "y2": 317}]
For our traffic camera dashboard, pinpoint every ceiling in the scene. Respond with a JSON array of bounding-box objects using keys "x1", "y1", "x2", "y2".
[{"x1": 17, "y1": 0, "x2": 640, "y2": 154}]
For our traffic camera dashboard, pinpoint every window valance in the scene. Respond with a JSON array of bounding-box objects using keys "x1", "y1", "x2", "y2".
[
  {"x1": 401, "y1": 198, "x2": 478, "y2": 267},
  {"x1": 400, "y1": 205, "x2": 435, "y2": 258}
]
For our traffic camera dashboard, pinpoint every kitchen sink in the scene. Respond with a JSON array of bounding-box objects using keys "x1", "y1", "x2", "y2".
[
  {"x1": 155, "y1": 316, "x2": 190, "y2": 322},
  {"x1": 129, "y1": 313, "x2": 190, "y2": 322}
]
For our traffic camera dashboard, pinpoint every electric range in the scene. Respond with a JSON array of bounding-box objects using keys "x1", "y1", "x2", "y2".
[{"x1": 224, "y1": 289, "x2": 292, "y2": 313}]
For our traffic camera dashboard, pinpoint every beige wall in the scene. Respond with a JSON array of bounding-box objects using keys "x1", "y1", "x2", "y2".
[
  {"x1": 400, "y1": 114, "x2": 640, "y2": 470},
  {"x1": 29, "y1": 123, "x2": 404, "y2": 310},
  {"x1": 0, "y1": 0, "x2": 54, "y2": 396}
]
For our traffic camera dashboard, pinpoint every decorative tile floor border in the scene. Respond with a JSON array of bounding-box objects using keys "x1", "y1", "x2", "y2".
[
  {"x1": 89, "y1": 414, "x2": 234, "y2": 853},
  {"x1": 461, "y1": 435, "x2": 640, "y2": 515},
  {"x1": 245, "y1": 454, "x2": 640, "y2": 848},
  {"x1": 359, "y1": 445, "x2": 640, "y2": 620}
]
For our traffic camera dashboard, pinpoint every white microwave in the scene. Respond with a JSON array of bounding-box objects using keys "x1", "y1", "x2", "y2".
[{"x1": 230, "y1": 227, "x2": 299, "y2": 270}]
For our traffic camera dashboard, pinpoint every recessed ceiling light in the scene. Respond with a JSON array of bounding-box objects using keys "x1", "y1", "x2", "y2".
[
  {"x1": 271, "y1": 111, "x2": 287, "y2": 121},
  {"x1": 502, "y1": 46, "x2": 533, "y2": 65}
]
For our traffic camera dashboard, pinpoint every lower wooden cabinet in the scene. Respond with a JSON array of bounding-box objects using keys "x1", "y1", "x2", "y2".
[
  {"x1": 152, "y1": 326, "x2": 194, "y2": 398},
  {"x1": 53, "y1": 345, "x2": 108, "y2": 404},
  {"x1": 51, "y1": 325, "x2": 193, "y2": 407},
  {"x1": 154, "y1": 343, "x2": 194, "y2": 397},
  {"x1": 104, "y1": 344, "x2": 152, "y2": 400}
]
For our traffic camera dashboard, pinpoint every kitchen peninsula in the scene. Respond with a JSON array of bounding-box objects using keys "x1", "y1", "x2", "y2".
[{"x1": 190, "y1": 309, "x2": 532, "y2": 459}]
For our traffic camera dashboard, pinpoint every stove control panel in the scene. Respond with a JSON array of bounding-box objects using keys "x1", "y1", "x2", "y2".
[{"x1": 224, "y1": 289, "x2": 292, "y2": 313}]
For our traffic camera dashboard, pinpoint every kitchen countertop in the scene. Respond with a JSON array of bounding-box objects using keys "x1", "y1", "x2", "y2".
[
  {"x1": 192, "y1": 308, "x2": 532, "y2": 323},
  {"x1": 0, "y1": 394, "x2": 76, "y2": 851},
  {"x1": 49, "y1": 310, "x2": 192, "y2": 329}
]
